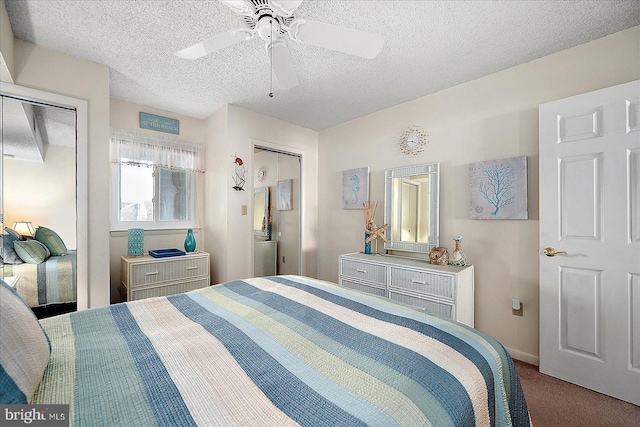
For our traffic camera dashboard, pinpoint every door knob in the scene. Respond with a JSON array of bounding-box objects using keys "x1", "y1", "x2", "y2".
[{"x1": 543, "y1": 247, "x2": 567, "y2": 257}]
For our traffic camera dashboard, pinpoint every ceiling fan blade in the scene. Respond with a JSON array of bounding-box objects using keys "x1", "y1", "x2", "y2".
[
  {"x1": 288, "y1": 19, "x2": 383, "y2": 59},
  {"x1": 218, "y1": 0, "x2": 254, "y2": 16},
  {"x1": 175, "y1": 29, "x2": 254, "y2": 59},
  {"x1": 268, "y1": 39, "x2": 299, "y2": 89},
  {"x1": 269, "y1": 0, "x2": 303, "y2": 17}
]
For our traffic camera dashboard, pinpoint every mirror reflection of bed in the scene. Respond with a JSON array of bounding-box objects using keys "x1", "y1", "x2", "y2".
[{"x1": 0, "y1": 95, "x2": 77, "y2": 318}]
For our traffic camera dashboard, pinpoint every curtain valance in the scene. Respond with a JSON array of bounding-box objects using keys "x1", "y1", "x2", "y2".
[{"x1": 110, "y1": 129, "x2": 205, "y2": 173}]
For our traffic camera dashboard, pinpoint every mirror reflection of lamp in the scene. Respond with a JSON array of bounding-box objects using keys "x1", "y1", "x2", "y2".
[{"x1": 13, "y1": 221, "x2": 36, "y2": 237}]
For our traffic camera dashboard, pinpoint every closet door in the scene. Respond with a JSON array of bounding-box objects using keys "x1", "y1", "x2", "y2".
[{"x1": 539, "y1": 80, "x2": 640, "y2": 405}]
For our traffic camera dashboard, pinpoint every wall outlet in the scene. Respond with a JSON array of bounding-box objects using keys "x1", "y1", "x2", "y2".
[
  {"x1": 512, "y1": 299, "x2": 523, "y2": 316},
  {"x1": 241, "y1": 205, "x2": 247, "y2": 215}
]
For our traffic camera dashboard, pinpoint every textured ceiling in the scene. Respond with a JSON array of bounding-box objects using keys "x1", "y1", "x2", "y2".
[{"x1": 4, "y1": 0, "x2": 640, "y2": 131}]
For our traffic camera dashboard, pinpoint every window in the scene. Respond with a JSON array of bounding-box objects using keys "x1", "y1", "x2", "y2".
[{"x1": 110, "y1": 129, "x2": 204, "y2": 230}]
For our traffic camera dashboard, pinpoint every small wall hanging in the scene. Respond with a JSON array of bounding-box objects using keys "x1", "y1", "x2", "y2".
[
  {"x1": 139, "y1": 112, "x2": 179, "y2": 135},
  {"x1": 342, "y1": 167, "x2": 369, "y2": 210},
  {"x1": 469, "y1": 156, "x2": 528, "y2": 219},
  {"x1": 398, "y1": 125, "x2": 429, "y2": 157},
  {"x1": 257, "y1": 166, "x2": 267, "y2": 183},
  {"x1": 232, "y1": 154, "x2": 247, "y2": 191},
  {"x1": 277, "y1": 179, "x2": 293, "y2": 210}
]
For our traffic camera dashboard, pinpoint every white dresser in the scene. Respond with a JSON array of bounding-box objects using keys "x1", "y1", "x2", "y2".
[
  {"x1": 339, "y1": 252, "x2": 474, "y2": 327},
  {"x1": 254, "y1": 240, "x2": 277, "y2": 277},
  {"x1": 121, "y1": 251, "x2": 211, "y2": 301}
]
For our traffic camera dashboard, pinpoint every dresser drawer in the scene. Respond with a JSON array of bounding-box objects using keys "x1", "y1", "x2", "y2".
[
  {"x1": 389, "y1": 267, "x2": 454, "y2": 299},
  {"x1": 389, "y1": 290, "x2": 454, "y2": 320},
  {"x1": 340, "y1": 258, "x2": 386, "y2": 285},
  {"x1": 340, "y1": 277, "x2": 387, "y2": 297},
  {"x1": 129, "y1": 256, "x2": 209, "y2": 287}
]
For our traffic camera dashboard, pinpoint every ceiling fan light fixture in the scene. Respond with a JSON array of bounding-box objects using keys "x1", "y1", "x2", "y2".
[
  {"x1": 256, "y1": 16, "x2": 281, "y2": 41},
  {"x1": 176, "y1": 0, "x2": 384, "y2": 89}
]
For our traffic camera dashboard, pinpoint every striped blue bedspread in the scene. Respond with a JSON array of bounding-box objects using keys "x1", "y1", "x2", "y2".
[
  {"x1": 35, "y1": 275, "x2": 530, "y2": 426},
  {"x1": 4, "y1": 250, "x2": 76, "y2": 307}
]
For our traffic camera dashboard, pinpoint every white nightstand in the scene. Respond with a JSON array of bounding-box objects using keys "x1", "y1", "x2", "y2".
[{"x1": 121, "y1": 251, "x2": 210, "y2": 301}]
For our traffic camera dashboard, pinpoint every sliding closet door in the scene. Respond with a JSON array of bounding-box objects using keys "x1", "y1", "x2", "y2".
[
  {"x1": 253, "y1": 147, "x2": 301, "y2": 276},
  {"x1": 0, "y1": 94, "x2": 77, "y2": 313},
  {"x1": 276, "y1": 151, "x2": 301, "y2": 275}
]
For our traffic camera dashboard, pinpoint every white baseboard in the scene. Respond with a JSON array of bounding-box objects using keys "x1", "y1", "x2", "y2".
[{"x1": 505, "y1": 347, "x2": 539, "y2": 366}]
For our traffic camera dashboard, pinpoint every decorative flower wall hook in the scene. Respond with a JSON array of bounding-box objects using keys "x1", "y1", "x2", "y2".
[{"x1": 232, "y1": 154, "x2": 247, "y2": 191}]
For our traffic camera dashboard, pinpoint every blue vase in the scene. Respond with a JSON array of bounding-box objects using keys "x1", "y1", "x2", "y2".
[
  {"x1": 184, "y1": 229, "x2": 196, "y2": 252},
  {"x1": 364, "y1": 233, "x2": 371, "y2": 254},
  {"x1": 266, "y1": 224, "x2": 272, "y2": 241}
]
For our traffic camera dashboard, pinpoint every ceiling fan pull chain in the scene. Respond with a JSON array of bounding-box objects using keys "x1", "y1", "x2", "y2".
[{"x1": 268, "y1": 18, "x2": 274, "y2": 98}]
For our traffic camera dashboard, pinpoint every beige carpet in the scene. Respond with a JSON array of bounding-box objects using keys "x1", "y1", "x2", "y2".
[{"x1": 514, "y1": 360, "x2": 640, "y2": 427}]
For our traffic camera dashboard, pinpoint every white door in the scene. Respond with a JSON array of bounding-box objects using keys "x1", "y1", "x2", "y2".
[{"x1": 539, "y1": 80, "x2": 640, "y2": 405}]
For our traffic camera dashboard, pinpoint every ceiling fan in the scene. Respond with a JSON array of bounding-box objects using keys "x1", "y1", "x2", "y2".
[{"x1": 175, "y1": 0, "x2": 384, "y2": 90}]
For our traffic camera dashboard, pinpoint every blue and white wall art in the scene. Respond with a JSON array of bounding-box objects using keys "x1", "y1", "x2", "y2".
[
  {"x1": 469, "y1": 156, "x2": 528, "y2": 219},
  {"x1": 342, "y1": 167, "x2": 370, "y2": 210}
]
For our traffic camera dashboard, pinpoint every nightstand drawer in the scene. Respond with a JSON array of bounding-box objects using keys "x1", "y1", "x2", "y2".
[
  {"x1": 340, "y1": 258, "x2": 386, "y2": 285},
  {"x1": 129, "y1": 278, "x2": 210, "y2": 300},
  {"x1": 129, "y1": 256, "x2": 209, "y2": 287},
  {"x1": 390, "y1": 267, "x2": 454, "y2": 299}
]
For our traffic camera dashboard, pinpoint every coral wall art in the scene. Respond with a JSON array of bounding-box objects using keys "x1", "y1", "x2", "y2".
[{"x1": 469, "y1": 156, "x2": 528, "y2": 219}]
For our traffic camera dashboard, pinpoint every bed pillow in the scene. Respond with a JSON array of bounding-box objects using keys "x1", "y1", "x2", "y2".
[
  {"x1": 34, "y1": 226, "x2": 67, "y2": 256},
  {"x1": 14, "y1": 240, "x2": 51, "y2": 264},
  {"x1": 1, "y1": 233, "x2": 25, "y2": 265},
  {"x1": 4, "y1": 226, "x2": 22, "y2": 240},
  {"x1": 0, "y1": 280, "x2": 51, "y2": 403}
]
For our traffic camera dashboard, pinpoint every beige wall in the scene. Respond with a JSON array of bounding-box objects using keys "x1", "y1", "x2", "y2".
[
  {"x1": 317, "y1": 26, "x2": 640, "y2": 364},
  {"x1": 4, "y1": 145, "x2": 76, "y2": 247},
  {"x1": 108, "y1": 98, "x2": 207, "y2": 302},
  {"x1": 204, "y1": 104, "x2": 229, "y2": 284},
  {"x1": 206, "y1": 104, "x2": 318, "y2": 283}
]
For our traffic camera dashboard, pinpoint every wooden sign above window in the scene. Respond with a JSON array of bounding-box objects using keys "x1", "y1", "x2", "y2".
[{"x1": 139, "y1": 112, "x2": 179, "y2": 135}]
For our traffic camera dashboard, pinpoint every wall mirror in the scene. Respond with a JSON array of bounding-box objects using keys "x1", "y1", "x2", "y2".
[
  {"x1": 253, "y1": 186, "x2": 269, "y2": 238},
  {"x1": 384, "y1": 163, "x2": 440, "y2": 253}
]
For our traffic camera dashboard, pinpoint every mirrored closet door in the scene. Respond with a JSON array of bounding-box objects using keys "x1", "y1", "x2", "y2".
[
  {"x1": 253, "y1": 146, "x2": 301, "y2": 276},
  {"x1": 1, "y1": 94, "x2": 78, "y2": 317}
]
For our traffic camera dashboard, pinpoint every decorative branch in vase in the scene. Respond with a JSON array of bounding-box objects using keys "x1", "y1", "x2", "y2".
[{"x1": 363, "y1": 201, "x2": 388, "y2": 255}]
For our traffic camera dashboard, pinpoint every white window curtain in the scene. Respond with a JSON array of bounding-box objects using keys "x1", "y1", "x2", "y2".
[{"x1": 110, "y1": 128, "x2": 205, "y2": 173}]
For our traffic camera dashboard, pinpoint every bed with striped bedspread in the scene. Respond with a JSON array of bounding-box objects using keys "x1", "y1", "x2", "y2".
[
  {"x1": 3, "y1": 250, "x2": 76, "y2": 307},
  {"x1": 34, "y1": 275, "x2": 530, "y2": 426}
]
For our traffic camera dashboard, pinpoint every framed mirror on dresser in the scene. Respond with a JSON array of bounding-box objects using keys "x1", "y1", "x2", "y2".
[
  {"x1": 384, "y1": 162, "x2": 440, "y2": 253},
  {"x1": 339, "y1": 162, "x2": 475, "y2": 327}
]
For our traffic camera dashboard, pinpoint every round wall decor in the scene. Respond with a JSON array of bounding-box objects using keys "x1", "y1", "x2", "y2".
[
  {"x1": 398, "y1": 125, "x2": 429, "y2": 156},
  {"x1": 257, "y1": 166, "x2": 266, "y2": 182}
]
